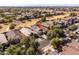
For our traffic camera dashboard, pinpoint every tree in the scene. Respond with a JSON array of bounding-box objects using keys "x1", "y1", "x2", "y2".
[
  {"x1": 3, "y1": 35, "x2": 40, "y2": 55},
  {"x1": 30, "y1": 39, "x2": 39, "y2": 49},
  {"x1": 27, "y1": 47, "x2": 35, "y2": 55},
  {"x1": 41, "y1": 16, "x2": 46, "y2": 22},
  {"x1": 53, "y1": 28, "x2": 65, "y2": 37},
  {"x1": 0, "y1": 14, "x2": 5, "y2": 17},
  {"x1": 51, "y1": 37, "x2": 62, "y2": 52},
  {"x1": 29, "y1": 35, "x2": 40, "y2": 49},
  {"x1": 4, "y1": 45, "x2": 18, "y2": 55},
  {"x1": 47, "y1": 30, "x2": 55, "y2": 40},
  {"x1": 20, "y1": 35, "x2": 30, "y2": 48},
  {"x1": 70, "y1": 13, "x2": 77, "y2": 17},
  {"x1": 68, "y1": 24, "x2": 77, "y2": 31},
  {"x1": 47, "y1": 28, "x2": 65, "y2": 40},
  {"x1": 48, "y1": 12, "x2": 53, "y2": 16},
  {"x1": 4, "y1": 45, "x2": 27, "y2": 55},
  {"x1": 51, "y1": 37, "x2": 59, "y2": 48}
]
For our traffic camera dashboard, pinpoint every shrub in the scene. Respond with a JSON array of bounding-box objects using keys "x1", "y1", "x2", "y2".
[
  {"x1": 4, "y1": 19, "x2": 12, "y2": 23},
  {"x1": 68, "y1": 24, "x2": 77, "y2": 31},
  {"x1": 70, "y1": 13, "x2": 77, "y2": 17},
  {"x1": 9, "y1": 24, "x2": 16, "y2": 30}
]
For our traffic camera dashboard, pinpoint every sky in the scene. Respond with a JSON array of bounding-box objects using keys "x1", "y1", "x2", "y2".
[{"x1": 0, "y1": 0, "x2": 79, "y2": 6}]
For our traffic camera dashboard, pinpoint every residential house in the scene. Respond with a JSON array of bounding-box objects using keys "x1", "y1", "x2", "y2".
[
  {"x1": 36, "y1": 21, "x2": 43, "y2": 30},
  {"x1": 41, "y1": 22, "x2": 49, "y2": 28},
  {"x1": 20, "y1": 28, "x2": 33, "y2": 37},
  {"x1": 3, "y1": 12, "x2": 13, "y2": 16},
  {"x1": 67, "y1": 18, "x2": 75, "y2": 25},
  {"x1": 56, "y1": 20, "x2": 67, "y2": 28},
  {"x1": 5, "y1": 29, "x2": 21, "y2": 44},
  {"x1": 25, "y1": 13, "x2": 35, "y2": 19},
  {"x1": 31, "y1": 24, "x2": 43, "y2": 35}
]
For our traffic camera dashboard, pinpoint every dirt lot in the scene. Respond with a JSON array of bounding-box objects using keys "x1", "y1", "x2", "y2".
[{"x1": 59, "y1": 40, "x2": 79, "y2": 55}]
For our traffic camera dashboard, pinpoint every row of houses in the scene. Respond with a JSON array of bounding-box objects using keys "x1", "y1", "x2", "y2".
[
  {"x1": 0, "y1": 20, "x2": 51, "y2": 45},
  {"x1": 0, "y1": 28, "x2": 33, "y2": 44},
  {"x1": 0, "y1": 15, "x2": 79, "y2": 47}
]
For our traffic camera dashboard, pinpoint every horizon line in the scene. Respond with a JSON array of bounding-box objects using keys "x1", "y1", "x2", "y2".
[{"x1": 0, "y1": 4, "x2": 79, "y2": 6}]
